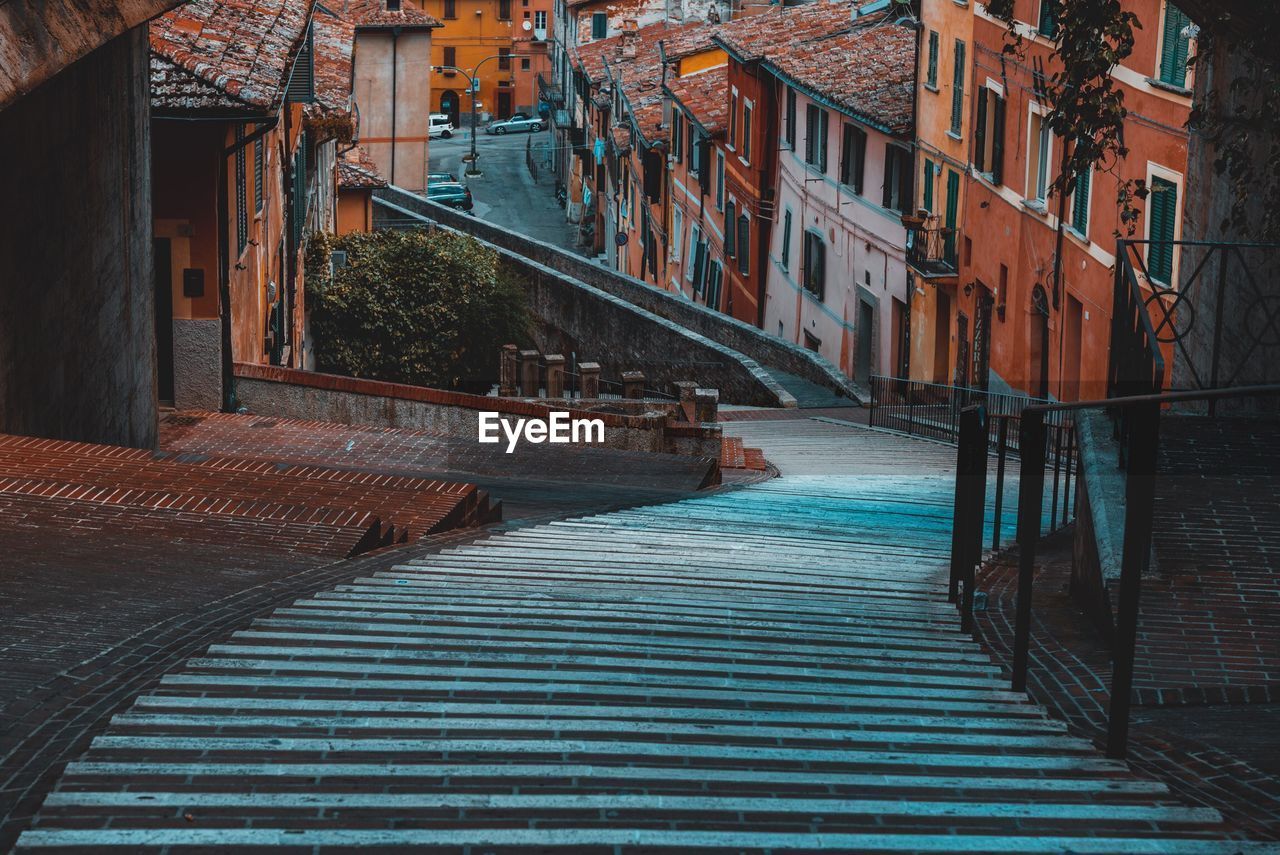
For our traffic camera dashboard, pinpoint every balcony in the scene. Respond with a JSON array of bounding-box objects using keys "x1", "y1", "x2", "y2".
[
  {"x1": 904, "y1": 212, "x2": 958, "y2": 284},
  {"x1": 536, "y1": 72, "x2": 564, "y2": 107}
]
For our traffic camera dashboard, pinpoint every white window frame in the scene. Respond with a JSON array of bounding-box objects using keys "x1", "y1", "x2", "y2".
[
  {"x1": 671, "y1": 206, "x2": 683, "y2": 261},
  {"x1": 686, "y1": 224, "x2": 701, "y2": 282},
  {"x1": 1025, "y1": 103, "x2": 1053, "y2": 206},
  {"x1": 1143, "y1": 161, "x2": 1184, "y2": 288}
]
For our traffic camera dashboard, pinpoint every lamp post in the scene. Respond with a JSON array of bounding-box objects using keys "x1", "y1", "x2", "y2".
[{"x1": 433, "y1": 54, "x2": 512, "y2": 177}]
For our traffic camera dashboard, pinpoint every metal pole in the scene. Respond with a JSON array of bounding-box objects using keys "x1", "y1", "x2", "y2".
[
  {"x1": 1012, "y1": 410, "x2": 1047, "y2": 693},
  {"x1": 993, "y1": 416, "x2": 1009, "y2": 550},
  {"x1": 1106, "y1": 400, "x2": 1161, "y2": 759},
  {"x1": 961, "y1": 406, "x2": 988, "y2": 636}
]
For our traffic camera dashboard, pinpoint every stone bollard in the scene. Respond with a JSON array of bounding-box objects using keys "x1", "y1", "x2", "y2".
[
  {"x1": 518, "y1": 349, "x2": 540, "y2": 397},
  {"x1": 499, "y1": 344, "x2": 518, "y2": 397},
  {"x1": 694, "y1": 388, "x2": 719, "y2": 422},
  {"x1": 671, "y1": 380, "x2": 698, "y2": 402},
  {"x1": 579, "y1": 362, "x2": 601, "y2": 398},
  {"x1": 545, "y1": 354, "x2": 566, "y2": 399},
  {"x1": 622, "y1": 371, "x2": 646, "y2": 399}
]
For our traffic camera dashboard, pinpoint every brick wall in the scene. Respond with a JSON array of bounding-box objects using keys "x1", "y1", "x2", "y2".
[
  {"x1": 375, "y1": 188, "x2": 861, "y2": 406},
  {"x1": 232, "y1": 363, "x2": 722, "y2": 459}
]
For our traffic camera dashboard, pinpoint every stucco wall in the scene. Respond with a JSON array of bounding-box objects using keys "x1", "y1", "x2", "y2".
[
  {"x1": 354, "y1": 28, "x2": 433, "y2": 192},
  {"x1": 173, "y1": 318, "x2": 223, "y2": 412},
  {"x1": 376, "y1": 185, "x2": 864, "y2": 403},
  {"x1": 0, "y1": 28, "x2": 157, "y2": 448}
]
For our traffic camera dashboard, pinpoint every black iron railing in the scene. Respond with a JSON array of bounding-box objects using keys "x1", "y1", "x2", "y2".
[
  {"x1": 868, "y1": 375, "x2": 1070, "y2": 454},
  {"x1": 952, "y1": 384, "x2": 1280, "y2": 760},
  {"x1": 903, "y1": 215, "x2": 958, "y2": 280}
]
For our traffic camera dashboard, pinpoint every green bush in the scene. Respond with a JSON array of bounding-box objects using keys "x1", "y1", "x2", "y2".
[{"x1": 305, "y1": 229, "x2": 530, "y2": 389}]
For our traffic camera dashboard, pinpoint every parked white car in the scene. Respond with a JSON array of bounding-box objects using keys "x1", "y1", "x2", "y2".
[
  {"x1": 428, "y1": 113, "x2": 455, "y2": 139},
  {"x1": 484, "y1": 113, "x2": 544, "y2": 134}
]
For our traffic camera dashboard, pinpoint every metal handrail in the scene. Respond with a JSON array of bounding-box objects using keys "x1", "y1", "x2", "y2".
[{"x1": 992, "y1": 382, "x2": 1280, "y2": 759}]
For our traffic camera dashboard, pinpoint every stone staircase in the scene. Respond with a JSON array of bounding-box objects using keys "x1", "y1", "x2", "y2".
[{"x1": 14, "y1": 420, "x2": 1265, "y2": 851}]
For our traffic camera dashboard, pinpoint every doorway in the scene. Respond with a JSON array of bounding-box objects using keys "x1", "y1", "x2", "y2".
[
  {"x1": 1030, "y1": 284, "x2": 1051, "y2": 398},
  {"x1": 933, "y1": 289, "x2": 951, "y2": 383},
  {"x1": 153, "y1": 238, "x2": 175, "y2": 405},
  {"x1": 440, "y1": 90, "x2": 460, "y2": 126},
  {"x1": 856, "y1": 299, "x2": 875, "y2": 385},
  {"x1": 496, "y1": 90, "x2": 513, "y2": 119}
]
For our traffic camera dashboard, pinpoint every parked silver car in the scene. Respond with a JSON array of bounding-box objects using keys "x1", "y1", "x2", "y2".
[{"x1": 484, "y1": 113, "x2": 544, "y2": 134}]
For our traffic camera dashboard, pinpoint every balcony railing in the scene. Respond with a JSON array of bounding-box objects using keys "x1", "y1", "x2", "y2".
[
  {"x1": 536, "y1": 72, "x2": 564, "y2": 106},
  {"x1": 904, "y1": 213, "x2": 958, "y2": 281}
]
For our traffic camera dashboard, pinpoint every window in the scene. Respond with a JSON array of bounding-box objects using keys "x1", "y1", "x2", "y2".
[
  {"x1": 882, "y1": 144, "x2": 913, "y2": 213},
  {"x1": 672, "y1": 112, "x2": 683, "y2": 163},
  {"x1": 804, "y1": 104, "x2": 828, "y2": 171},
  {"x1": 1038, "y1": 0, "x2": 1058, "y2": 38},
  {"x1": 784, "y1": 87, "x2": 796, "y2": 149},
  {"x1": 443, "y1": 46, "x2": 457, "y2": 69},
  {"x1": 741, "y1": 103, "x2": 753, "y2": 162},
  {"x1": 498, "y1": 0, "x2": 512, "y2": 19},
  {"x1": 591, "y1": 12, "x2": 607, "y2": 39},
  {"x1": 521, "y1": 57, "x2": 530, "y2": 70},
  {"x1": 974, "y1": 86, "x2": 1006, "y2": 184},
  {"x1": 950, "y1": 40, "x2": 966, "y2": 135},
  {"x1": 234, "y1": 125, "x2": 248, "y2": 255},
  {"x1": 926, "y1": 30, "x2": 939, "y2": 88},
  {"x1": 686, "y1": 225, "x2": 701, "y2": 281},
  {"x1": 534, "y1": 10, "x2": 547, "y2": 29},
  {"x1": 692, "y1": 234, "x2": 708, "y2": 292},
  {"x1": 922, "y1": 157, "x2": 934, "y2": 212},
  {"x1": 705, "y1": 260, "x2": 723, "y2": 311},
  {"x1": 728, "y1": 92, "x2": 738, "y2": 149},
  {"x1": 780, "y1": 208, "x2": 793, "y2": 271},
  {"x1": 672, "y1": 206, "x2": 683, "y2": 261},
  {"x1": 736, "y1": 213, "x2": 750, "y2": 275},
  {"x1": 715, "y1": 150, "x2": 725, "y2": 210},
  {"x1": 724, "y1": 200, "x2": 736, "y2": 256},
  {"x1": 839, "y1": 122, "x2": 866, "y2": 194},
  {"x1": 498, "y1": 48, "x2": 511, "y2": 70},
  {"x1": 386, "y1": 0, "x2": 401, "y2": 9},
  {"x1": 1158, "y1": 3, "x2": 1192, "y2": 88},
  {"x1": 1028, "y1": 111, "x2": 1052, "y2": 203},
  {"x1": 1070, "y1": 167, "x2": 1091, "y2": 236},
  {"x1": 688, "y1": 130, "x2": 702, "y2": 178},
  {"x1": 1146, "y1": 176, "x2": 1179, "y2": 284},
  {"x1": 444, "y1": 0, "x2": 456, "y2": 17},
  {"x1": 254, "y1": 135, "x2": 264, "y2": 213},
  {"x1": 802, "y1": 231, "x2": 825, "y2": 300}
]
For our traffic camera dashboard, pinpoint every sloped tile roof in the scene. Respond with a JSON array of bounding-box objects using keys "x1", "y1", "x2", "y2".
[
  {"x1": 665, "y1": 64, "x2": 727, "y2": 135},
  {"x1": 573, "y1": 19, "x2": 723, "y2": 146},
  {"x1": 150, "y1": 0, "x2": 317, "y2": 111},
  {"x1": 713, "y1": 2, "x2": 914, "y2": 134},
  {"x1": 337, "y1": 144, "x2": 388, "y2": 188},
  {"x1": 1, "y1": 0, "x2": 185, "y2": 112},
  {"x1": 311, "y1": 6, "x2": 355, "y2": 115},
  {"x1": 335, "y1": 0, "x2": 441, "y2": 28}
]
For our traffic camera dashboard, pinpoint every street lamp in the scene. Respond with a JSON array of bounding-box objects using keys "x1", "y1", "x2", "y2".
[{"x1": 433, "y1": 54, "x2": 513, "y2": 177}]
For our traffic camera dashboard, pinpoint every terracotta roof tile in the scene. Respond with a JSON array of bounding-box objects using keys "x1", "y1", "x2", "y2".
[
  {"x1": 336, "y1": 0, "x2": 441, "y2": 28},
  {"x1": 337, "y1": 145, "x2": 388, "y2": 188},
  {"x1": 665, "y1": 64, "x2": 727, "y2": 135},
  {"x1": 573, "y1": 19, "x2": 723, "y2": 146},
  {"x1": 310, "y1": 6, "x2": 355, "y2": 115},
  {"x1": 713, "y1": 2, "x2": 915, "y2": 134},
  {"x1": 150, "y1": 0, "x2": 318, "y2": 111}
]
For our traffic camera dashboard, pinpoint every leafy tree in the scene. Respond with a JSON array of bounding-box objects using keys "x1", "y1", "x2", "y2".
[{"x1": 305, "y1": 228, "x2": 531, "y2": 389}]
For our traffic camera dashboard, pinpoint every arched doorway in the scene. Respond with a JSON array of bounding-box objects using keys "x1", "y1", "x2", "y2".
[
  {"x1": 1030, "y1": 284, "x2": 1051, "y2": 398},
  {"x1": 439, "y1": 90, "x2": 460, "y2": 127}
]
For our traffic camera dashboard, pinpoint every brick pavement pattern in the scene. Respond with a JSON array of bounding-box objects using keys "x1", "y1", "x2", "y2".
[{"x1": 16, "y1": 419, "x2": 1265, "y2": 852}]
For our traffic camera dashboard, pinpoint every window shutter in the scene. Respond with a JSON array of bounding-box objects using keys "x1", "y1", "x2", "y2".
[
  {"x1": 1038, "y1": 0, "x2": 1058, "y2": 38},
  {"x1": 286, "y1": 23, "x2": 315, "y2": 103},
  {"x1": 697, "y1": 138, "x2": 711, "y2": 195},
  {"x1": 950, "y1": 40, "x2": 965, "y2": 134},
  {"x1": 785, "y1": 88, "x2": 796, "y2": 148},
  {"x1": 781, "y1": 209, "x2": 792, "y2": 269},
  {"x1": 1071, "y1": 167, "x2": 1091, "y2": 234},
  {"x1": 592, "y1": 12, "x2": 606, "y2": 39},
  {"x1": 991, "y1": 95, "x2": 1006, "y2": 185},
  {"x1": 1147, "y1": 177, "x2": 1177, "y2": 282},
  {"x1": 643, "y1": 146, "x2": 663, "y2": 201},
  {"x1": 927, "y1": 31, "x2": 939, "y2": 87},
  {"x1": 1160, "y1": 4, "x2": 1190, "y2": 87},
  {"x1": 899, "y1": 149, "x2": 914, "y2": 214},
  {"x1": 737, "y1": 215, "x2": 750, "y2": 275},
  {"x1": 818, "y1": 110, "x2": 828, "y2": 172},
  {"x1": 804, "y1": 105, "x2": 816, "y2": 164},
  {"x1": 672, "y1": 113, "x2": 682, "y2": 163},
  {"x1": 725, "y1": 200, "x2": 736, "y2": 256},
  {"x1": 882, "y1": 146, "x2": 894, "y2": 209},
  {"x1": 922, "y1": 158, "x2": 934, "y2": 212},
  {"x1": 974, "y1": 88, "x2": 988, "y2": 172}
]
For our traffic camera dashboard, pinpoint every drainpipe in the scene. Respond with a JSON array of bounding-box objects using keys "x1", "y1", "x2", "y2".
[{"x1": 390, "y1": 27, "x2": 400, "y2": 185}]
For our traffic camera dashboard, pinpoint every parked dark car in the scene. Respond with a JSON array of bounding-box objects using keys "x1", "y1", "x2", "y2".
[{"x1": 426, "y1": 181, "x2": 473, "y2": 211}]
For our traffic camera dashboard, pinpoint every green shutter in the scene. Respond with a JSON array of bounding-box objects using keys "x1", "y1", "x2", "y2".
[
  {"x1": 725, "y1": 200, "x2": 736, "y2": 256},
  {"x1": 781, "y1": 209, "x2": 792, "y2": 270},
  {"x1": 922, "y1": 158, "x2": 934, "y2": 212},
  {"x1": 1038, "y1": 0, "x2": 1058, "y2": 39},
  {"x1": 927, "y1": 31, "x2": 939, "y2": 87},
  {"x1": 1071, "y1": 168, "x2": 1091, "y2": 235},
  {"x1": 1147, "y1": 177, "x2": 1177, "y2": 283},
  {"x1": 1159, "y1": 4, "x2": 1191, "y2": 87},
  {"x1": 974, "y1": 88, "x2": 987, "y2": 172},
  {"x1": 951, "y1": 40, "x2": 966, "y2": 134},
  {"x1": 944, "y1": 170, "x2": 959, "y2": 265}
]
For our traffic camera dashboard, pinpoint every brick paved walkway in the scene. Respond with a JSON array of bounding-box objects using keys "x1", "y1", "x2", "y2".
[{"x1": 16, "y1": 419, "x2": 1264, "y2": 852}]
